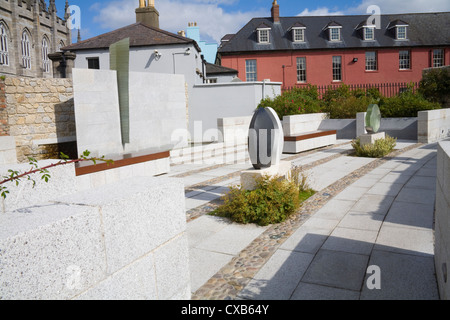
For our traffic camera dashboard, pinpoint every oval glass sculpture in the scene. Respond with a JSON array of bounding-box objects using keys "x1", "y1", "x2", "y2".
[
  {"x1": 248, "y1": 107, "x2": 283, "y2": 170},
  {"x1": 365, "y1": 104, "x2": 381, "y2": 134}
]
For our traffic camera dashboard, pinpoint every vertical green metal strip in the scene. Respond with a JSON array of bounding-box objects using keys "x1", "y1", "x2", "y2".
[{"x1": 109, "y1": 38, "x2": 130, "y2": 145}]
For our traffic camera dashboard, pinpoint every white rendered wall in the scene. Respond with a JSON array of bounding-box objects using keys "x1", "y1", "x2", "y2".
[{"x1": 190, "y1": 81, "x2": 281, "y2": 142}]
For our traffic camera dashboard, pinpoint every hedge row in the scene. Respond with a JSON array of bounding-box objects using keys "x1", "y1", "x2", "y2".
[{"x1": 259, "y1": 81, "x2": 443, "y2": 119}]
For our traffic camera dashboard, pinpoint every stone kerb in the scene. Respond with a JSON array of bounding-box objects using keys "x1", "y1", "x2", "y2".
[
  {"x1": 418, "y1": 109, "x2": 450, "y2": 143},
  {"x1": 435, "y1": 141, "x2": 450, "y2": 300},
  {"x1": 0, "y1": 176, "x2": 190, "y2": 300}
]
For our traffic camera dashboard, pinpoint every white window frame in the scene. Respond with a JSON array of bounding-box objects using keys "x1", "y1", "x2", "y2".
[
  {"x1": 21, "y1": 31, "x2": 32, "y2": 70},
  {"x1": 433, "y1": 49, "x2": 445, "y2": 68},
  {"x1": 399, "y1": 50, "x2": 411, "y2": 70},
  {"x1": 332, "y1": 56, "x2": 342, "y2": 81},
  {"x1": 296, "y1": 57, "x2": 306, "y2": 82},
  {"x1": 257, "y1": 28, "x2": 270, "y2": 44},
  {"x1": 364, "y1": 26, "x2": 375, "y2": 41},
  {"x1": 396, "y1": 26, "x2": 407, "y2": 40},
  {"x1": 0, "y1": 23, "x2": 9, "y2": 66},
  {"x1": 329, "y1": 27, "x2": 341, "y2": 42},
  {"x1": 292, "y1": 28, "x2": 305, "y2": 42},
  {"x1": 365, "y1": 51, "x2": 378, "y2": 71},
  {"x1": 245, "y1": 59, "x2": 257, "y2": 82},
  {"x1": 42, "y1": 37, "x2": 50, "y2": 73}
]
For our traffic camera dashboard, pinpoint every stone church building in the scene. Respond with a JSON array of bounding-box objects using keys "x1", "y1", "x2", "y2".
[{"x1": 0, "y1": 0, "x2": 72, "y2": 78}]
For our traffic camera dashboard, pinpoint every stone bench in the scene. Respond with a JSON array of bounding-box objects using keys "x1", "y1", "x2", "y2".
[{"x1": 282, "y1": 113, "x2": 337, "y2": 154}]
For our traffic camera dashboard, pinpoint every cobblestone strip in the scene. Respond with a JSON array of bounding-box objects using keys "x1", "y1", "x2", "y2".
[{"x1": 191, "y1": 143, "x2": 423, "y2": 300}]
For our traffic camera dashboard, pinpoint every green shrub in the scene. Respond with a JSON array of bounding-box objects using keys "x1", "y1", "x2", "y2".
[
  {"x1": 212, "y1": 168, "x2": 315, "y2": 226},
  {"x1": 321, "y1": 95, "x2": 372, "y2": 119},
  {"x1": 258, "y1": 85, "x2": 322, "y2": 119},
  {"x1": 351, "y1": 135, "x2": 397, "y2": 158},
  {"x1": 320, "y1": 85, "x2": 377, "y2": 119},
  {"x1": 419, "y1": 68, "x2": 450, "y2": 106},
  {"x1": 379, "y1": 89, "x2": 441, "y2": 118}
]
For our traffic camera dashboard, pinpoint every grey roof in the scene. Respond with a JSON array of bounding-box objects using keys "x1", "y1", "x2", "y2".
[
  {"x1": 63, "y1": 22, "x2": 201, "y2": 52},
  {"x1": 218, "y1": 12, "x2": 450, "y2": 54},
  {"x1": 205, "y1": 62, "x2": 238, "y2": 75}
]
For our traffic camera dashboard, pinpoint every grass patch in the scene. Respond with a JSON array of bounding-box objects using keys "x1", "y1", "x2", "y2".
[{"x1": 211, "y1": 167, "x2": 315, "y2": 226}]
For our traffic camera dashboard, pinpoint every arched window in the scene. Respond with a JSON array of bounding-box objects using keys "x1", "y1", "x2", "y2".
[
  {"x1": 21, "y1": 31, "x2": 32, "y2": 70},
  {"x1": 0, "y1": 23, "x2": 9, "y2": 66},
  {"x1": 58, "y1": 41, "x2": 65, "y2": 52},
  {"x1": 42, "y1": 37, "x2": 50, "y2": 72}
]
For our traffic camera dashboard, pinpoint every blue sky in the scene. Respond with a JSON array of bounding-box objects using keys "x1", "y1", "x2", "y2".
[{"x1": 57, "y1": 0, "x2": 450, "y2": 44}]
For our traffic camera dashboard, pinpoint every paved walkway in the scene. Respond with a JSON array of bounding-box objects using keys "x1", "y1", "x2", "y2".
[{"x1": 169, "y1": 140, "x2": 441, "y2": 300}]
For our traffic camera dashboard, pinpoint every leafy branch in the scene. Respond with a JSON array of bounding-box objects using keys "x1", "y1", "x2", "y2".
[{"x1": 0, "y1": 150, "x2": 114, "y2": 199}]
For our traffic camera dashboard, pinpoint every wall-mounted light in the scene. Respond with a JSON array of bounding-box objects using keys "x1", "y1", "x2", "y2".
[
  {"x1": 185, "y1": 48, "x2": 191, "y2": 55},
  {"x1": 154, "y1": 49, "x2": 162, "y2": 60},
  {"x1": 353, "y1": 58, "x2": 358, "y2": 63}
]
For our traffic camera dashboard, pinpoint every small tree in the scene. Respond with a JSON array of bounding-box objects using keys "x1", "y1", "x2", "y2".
[{"x1": 0, "y1": 150, "x2": 113, "y2": 199}]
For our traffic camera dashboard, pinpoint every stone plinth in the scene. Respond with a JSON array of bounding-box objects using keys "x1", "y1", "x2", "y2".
[
  {"x1": 240, "y1": 161, "x2": 291, "y2": 190},
  {"x1": 360, "y1": 132, "x2": 385, "y2": 147}
]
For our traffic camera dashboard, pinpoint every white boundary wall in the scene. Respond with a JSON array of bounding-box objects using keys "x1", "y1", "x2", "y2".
[
  {"x1": 190, "y1": 81, "x2": 281, "y2": 143},
  {"x1": 435, "y1": 141, "x2": 450, "y2": 300}
]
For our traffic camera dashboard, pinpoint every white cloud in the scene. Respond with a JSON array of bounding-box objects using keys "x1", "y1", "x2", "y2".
[
  {"x1": 297, "y1": 7, "x2": 345, "y2": 16},
  {"x1": 92, "y1": 0, "x2": 264, "y2": 43},
  {"x1": 350, "y1": 0, "x2": 450, "y2": 14},
  {"x1": 298, "y1": 0, "x2": 450, "y2": 17}
]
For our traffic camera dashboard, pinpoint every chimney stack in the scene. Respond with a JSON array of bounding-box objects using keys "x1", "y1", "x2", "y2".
[
  {"x1": 271, "y1": 0, "x2": 280, "y2": 23},
  {"x1": 136, "y1": 0, "x2": 160, "y2": 28}
]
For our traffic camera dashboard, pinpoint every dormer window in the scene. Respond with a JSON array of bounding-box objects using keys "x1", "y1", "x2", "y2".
[
  {"x1": 290, "y1": 22, "x2": 306, "y2": 42},
  {"x1": 356, "y1": 21, "x2": 376, "y2": 41},
  {"x1": 293, "y1": 28, "x2": 305, "y2": 42},
  {"x1": 324, "y1": 21, "x2": 342, "y2": 42},
  {"x1": 396, "y1": 26, "x2": 407, "y2": 40},
  {"x1": 364, "y1": 26, "x2": 375, "y2": 40},
  {"x1": 330, "y1": 27, "x2": 341, "y2": 41},
  {"x1": 256, "y1": 23, "x2": 271, "y2": 44},
  {"x1": 388, "y1": 20, "x2": 409, "y2": 40}
]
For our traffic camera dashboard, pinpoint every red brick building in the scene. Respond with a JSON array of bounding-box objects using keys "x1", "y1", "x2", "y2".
[{"x1": 217, "y1": 1, "x2": 450, "y2": 90}]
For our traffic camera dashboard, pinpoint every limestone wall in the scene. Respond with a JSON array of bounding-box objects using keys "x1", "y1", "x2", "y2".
[
  {"x1": 435, "y1": 141, "x2": 450, "y2": 300},
  {"x1": 0, "y1": 161, "x2": 190, "y2": 300},
  {"x1": 418, "y1": 109, "x2": 450, "y2": 143},
  {"x1": 0, "y1": 76, "x2": 76, "y2": 163}
]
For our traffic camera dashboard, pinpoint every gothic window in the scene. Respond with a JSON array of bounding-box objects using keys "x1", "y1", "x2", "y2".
[
  {"x1": 0, "y1": 23, "x2": 8, "y2": 66},
  {"x1": 58, "y1": 41, "x2": 65, "y2": 52},
  {"x1": 42, "y1": 37, "x2": 50, "y2": 73},
  {"x1": 21, "y1": 31, "x2": 32, "y2": 70}
]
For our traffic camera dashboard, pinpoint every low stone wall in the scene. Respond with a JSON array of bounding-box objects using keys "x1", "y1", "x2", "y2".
[
  {"x1": 217, "y1": 115, "x2": 252, "y2": 146},
  {"x1": 0, "y1": 76, "x2": 75, "y2": 163},
  {"x1": 356, "y1": 112, "x2": 418, "y2": 140},
  {"x1": 282, "y1": 113, "x2": 329, "y2": 136},
  {"x1": 435, "y1": 141, "x2": 450, "y2": 300},
  {"x1": 0, "y1": 161, "x2": 189, "y2": 300},
  {"x1": 418, "y1": 109, "x2": 450, "y2": 143}
]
